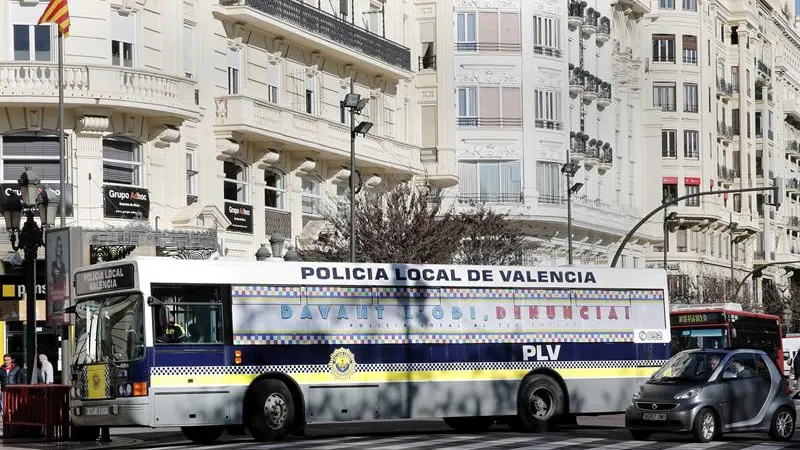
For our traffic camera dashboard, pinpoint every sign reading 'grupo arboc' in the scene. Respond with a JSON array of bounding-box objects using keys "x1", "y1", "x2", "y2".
[{"x1": 103, "y1": 185, "x2": 150, "y2": 219}]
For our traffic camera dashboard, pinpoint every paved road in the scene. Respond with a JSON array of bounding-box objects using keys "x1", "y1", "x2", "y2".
[{"x1": 3, "y1": 415, "x2": 800, "y2": 449}]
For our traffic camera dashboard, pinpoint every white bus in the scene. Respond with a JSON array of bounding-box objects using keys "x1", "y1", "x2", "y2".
[{"x1": 67, "y1": 257, "x2": 670, "y2": 443}]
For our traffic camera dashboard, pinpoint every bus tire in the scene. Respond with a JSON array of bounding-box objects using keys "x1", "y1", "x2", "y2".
[
  {"x1": 70, "y1": 425, "x2": 100, "y2": 441},
  {"x1": 246, "y1": 379, "x2": 295, "y2": 442},
  {"x1": 517, "y1": 374, "x2": 565, "y2": 432},
  {"x1": 181, "y1": 426, "x2": 224, "y2": 444},
  {"x1": 443, "y1": 416, "x2": 495, "y2": 432}
]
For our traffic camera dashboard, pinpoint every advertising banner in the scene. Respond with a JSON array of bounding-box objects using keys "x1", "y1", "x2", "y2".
[
  {"x1": 103, "y1": 185, "x2": 150, "y2": 219},
  {"x1": 224, "y1": 202, "x2": 253, "y2": 233}
]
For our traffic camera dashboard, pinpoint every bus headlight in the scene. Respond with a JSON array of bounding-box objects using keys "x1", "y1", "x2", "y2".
[{"x1": 116, "y1": 383, "x2": 132, "y2": 397}]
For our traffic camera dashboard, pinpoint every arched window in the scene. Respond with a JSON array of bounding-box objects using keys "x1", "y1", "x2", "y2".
[
  {"x1": 264, "y1": 169, "x2": 286, "y2": 210},
  {"x1": 223, "y1": 160, "x2": 248, "y2": 203},
  {"x1": 301, "y1": 176, "x2": 322, "y2": 226},
  {"x1": 0, "y1": 132, "x2": 60, "y2": 183},
  {"x1": 103, "y1": 137, "x2": 142, "y2": 186}
]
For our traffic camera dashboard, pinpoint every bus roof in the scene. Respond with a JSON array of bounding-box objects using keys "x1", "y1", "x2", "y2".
[
  {"x1": 670, "y1": 306, "x2": 780, "y2": 321},
  {"x1": 72, "y1": 257, "x2": 669, "y2": 292}
]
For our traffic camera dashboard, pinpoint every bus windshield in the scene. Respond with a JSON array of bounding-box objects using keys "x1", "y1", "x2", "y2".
[
  {"x1": 670, "y1": 327, "x2": 728, "y2": 354},
  {"x1": 73, "y1": 293, "x2": 145, "y2": 365}
]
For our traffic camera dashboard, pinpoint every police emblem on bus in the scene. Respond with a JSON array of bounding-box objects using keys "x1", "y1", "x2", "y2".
[{"x1": 329, "y1": 348, "x2": 357, "y2": 380}]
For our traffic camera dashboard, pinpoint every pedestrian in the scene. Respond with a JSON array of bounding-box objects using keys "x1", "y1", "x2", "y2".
[
  {"x1": 0, "y1": 354, "x2": 24, "y2": 413},
  {"x1": 31, "y1": 353, "x2": 54, "y2": 384}
]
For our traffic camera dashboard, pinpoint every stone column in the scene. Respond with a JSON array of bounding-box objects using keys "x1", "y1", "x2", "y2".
[{"x1": 73, "y1": 115, "x2": 109, "y2": 223}]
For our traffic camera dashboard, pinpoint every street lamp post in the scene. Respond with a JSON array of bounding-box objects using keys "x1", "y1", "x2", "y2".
[
  {"x1": 342, "y1": 86, "x2": 374, "y2": 263},
  {"x1": 1, "y1": 167, "x2": 56, "y2": 381},
  {"x1": 561, "y1": 161, "x2": 582, "y2": 265}
]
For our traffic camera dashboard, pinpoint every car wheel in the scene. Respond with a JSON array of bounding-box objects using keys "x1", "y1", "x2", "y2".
[
  {"x1": 629, "y1": 430, "x2": 650, "y2": 440},
  {"x1": 692, "y1": 408, "x2": 717, "y2": 443},
  {"x1": 769, "y1": 406, "x2": 795, "y2": 441}
]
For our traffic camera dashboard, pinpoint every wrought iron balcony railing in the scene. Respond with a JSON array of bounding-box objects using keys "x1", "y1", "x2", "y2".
[
  {"x1": 418, "y1": 55, "x2": 436, "y2": 71},
  {"x1": 219, "y1": 0, "x2": 410, "y2": 70},
  {"x1": 458, "y1": 192, "x2": 523, "y2": 204}
]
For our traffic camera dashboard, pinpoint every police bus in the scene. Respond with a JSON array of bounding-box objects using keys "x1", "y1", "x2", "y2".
[{"x1": 67, "y1": 257, "x2": 670, "y2": 443}]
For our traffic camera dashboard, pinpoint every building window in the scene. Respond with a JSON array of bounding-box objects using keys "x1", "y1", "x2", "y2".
[
  {"x1": 457, "y1": 87, "x2": 478, "y2": 126},
  {"x1": 533, "y1": 15, "x2": 561, "y2": 57},
  {"x1": 455, "y1": 12, "x2": 477, "y2": 51},
  {"x1": 305, "y1": 74, "x2": 316, "y2": 115},
  {"x1": 682, "y1": 35, "x2": 697, "y2": 64},
  {"x1": 0, "y1": 134, "x2": 60, "y2": 183},
  {"x1": 682, "y1": 0, "x2": 697, "y2": 10},
  {"x1": 768, "y1": 110, "x2": 774, "y2": 140},
  {"x1": 662, "y1": 130, "x2": 677, "y2": 158},
  {"x1": 264, "y1": 169, "x2": 286, "y2": 210},
  {"x1": 653, "y1": 82, "x2": 676, "y2": 111},
  {"x1": 185, "y1": 146, "x2": 197, "y2": 205},
  {"x1": 267, "y1": 62, "x2": 281, "y2": 104},
  {"x1": 111, "y1": 40, "x2": 134, "y2": 67},
  {"x1": 685, "y1": 184, "x2": 700, "y2": 206},
  {"x1": 227, "y1": 48, "x2": 241, "y2": 95},
  {"x1": 223, "y1": 160, "x2": 247, "y2": 203},
  {"x1": 13, "y1": 24, "x2": 51, "y2": 61},
  {"x1": 301, "y1": 177, "x2": 322, "y2": 226},
  {"x1": 534, "y1": 89, "x2": 561, "y2": 129},
  {"x1": 103, "y1": 138, "x2": 141, "y2": 186},
  {"x1": 659, "y1": 0, "x2": 674, "y2": 8},
  {"x1": 183, "y1": 24, "x2": 194, "y2": 78},
  {"x1": 536, "y1": 162, "x2": 562, "y2": 204},
  {"x1": 652, "y1": 34, "x2": 675, "y2": 62},
  {"x1": 458, "y1": 161, "x2": 522, "y2": 203},
  {"x1": 111, "y1": 11, "x2": 136, "y2": 67},
  {"x1": 228, "y1": 67, "x2": 239, "y2": 95},
  {"x1": 663, "y1": 183, "x2": 678, "y2": 201},
  {"x1": 684, "y1": 130, "x2": 699, "y2": 159},
  {"x1": 731, "y1": 66, "x2": 739, "y2": 92},
  {"x1": 683, "y1": 83, "x2": 698, "y2": 112}
]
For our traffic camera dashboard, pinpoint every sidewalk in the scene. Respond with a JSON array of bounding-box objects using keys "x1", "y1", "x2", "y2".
[{"x1": 0, "y1": 421, "x2": 177, "y2": 450}]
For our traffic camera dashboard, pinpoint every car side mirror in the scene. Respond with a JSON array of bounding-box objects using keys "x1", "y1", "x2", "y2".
[
  {"x1": 147, "y1": 296, "x2": 163, "y2": 306},
  {"x1": 722, "y1": 370, "x2": 737, "y2": 380}
]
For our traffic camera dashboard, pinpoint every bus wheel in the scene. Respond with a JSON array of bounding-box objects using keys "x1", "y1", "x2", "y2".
[
  {"x1": 181, "y1": 426, "x2": 224, "y2": 444},
  {"x1": 247, "y1": 379, "x2": 295, "y2": 442},
  {"x1": 443, "y1": 417, "x2": 495, "y2": 432},
  {"x1": 517, "y1": 374, "x2": 564, "y2": 432}
]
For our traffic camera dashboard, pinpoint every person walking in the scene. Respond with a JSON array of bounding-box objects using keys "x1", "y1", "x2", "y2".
[
  {"x1": 0, "y1": 354, "x2": 24, "y2": 413},
  {"x1": 31, "y1": 353, "x2": 54, "y2": 384}
]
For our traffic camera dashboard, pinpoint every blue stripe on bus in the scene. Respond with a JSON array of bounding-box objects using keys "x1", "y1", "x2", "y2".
[{"x1": 147, "y1": 342, "x2": 670, "y2": 368}]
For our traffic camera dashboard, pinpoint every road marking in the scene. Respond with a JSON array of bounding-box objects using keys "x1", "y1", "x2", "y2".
[
  {"x1": 737, "y1": 444, "x2": 794, "y2": 450},
  {"x1": 373, "y1": 434, "x2": 484, "y2": 449},
  {"x1": 312, "y1": 434, "x2": 425, "y2": 450},
  {"x1": 431, "y1": 436, "x2": 541, "y2": 450},
  {"x1": 583, "y1": 440, "x2": 651, "y2": 450},
  {"x1": 668, "y1": 442, "x2": 728, "y2": 450},
  {"x1": 507, "y1": 437, "x2": 605, "y2": 450}
]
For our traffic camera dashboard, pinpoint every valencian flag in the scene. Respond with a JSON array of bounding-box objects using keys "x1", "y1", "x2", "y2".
[{"x1": 38, "y1": 0, "x2": 70, "y2": 37}]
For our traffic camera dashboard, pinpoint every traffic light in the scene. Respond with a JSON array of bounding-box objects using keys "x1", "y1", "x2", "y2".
[{"x1": 774, "y1": 177, "x2": 784, "y2": 210}]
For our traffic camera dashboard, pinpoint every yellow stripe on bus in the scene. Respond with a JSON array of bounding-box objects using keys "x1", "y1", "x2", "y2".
[{"x1": 150, "y1": 367, "x2": 659, "y2": 388}]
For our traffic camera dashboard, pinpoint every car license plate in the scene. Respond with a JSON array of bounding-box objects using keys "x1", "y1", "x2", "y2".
[
  {"x1": 82, "y1": 406, "x2": 108, "y2": 416},
  {"x1": 643, "y1": 412, "x2": 667, "y2": 421}
]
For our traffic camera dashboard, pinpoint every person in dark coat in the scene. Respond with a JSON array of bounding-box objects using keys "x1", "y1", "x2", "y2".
[{"x1": 0, "y1": 354, "x2": 25, "y2": 413}]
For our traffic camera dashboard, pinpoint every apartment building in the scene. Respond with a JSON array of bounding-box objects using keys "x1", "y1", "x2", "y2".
[
  {"x1": 0, "y1": 0, "x2": 449, "y2": 260},
  {"x1": 432, "y1": 0, "x2": 661, "y2": 266},
  {"x1": 642, "y1": 0, "x2": 800, "y2": 303}
]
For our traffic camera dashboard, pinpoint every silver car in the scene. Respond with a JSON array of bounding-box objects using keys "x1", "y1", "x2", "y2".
[{"x1": 625, "y1": 348, "x2": 795, "y2": 443}]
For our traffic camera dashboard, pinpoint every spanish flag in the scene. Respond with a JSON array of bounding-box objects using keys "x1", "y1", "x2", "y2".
[{"x1": 38, "y1": 0, "x2": 70, "y2": 37}]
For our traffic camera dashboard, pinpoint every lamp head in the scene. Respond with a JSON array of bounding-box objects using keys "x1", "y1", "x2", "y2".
[
  {"x1": 355, "y1": 98, "x2": 369, "y2": 114},
  {"x1": 343, "y1": 93, "x2": 361, "y2": 109},
  {"x1": 569, "y1": 182, "x2": 584, "y2": 194},
  {"x1": 354, "y1": 121, "x2": 374, "y2": 136}
]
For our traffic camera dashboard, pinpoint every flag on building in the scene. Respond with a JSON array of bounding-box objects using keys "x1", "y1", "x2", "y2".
[{"x1": 38, "y1": 0, "x2": 70, "y2": 37}]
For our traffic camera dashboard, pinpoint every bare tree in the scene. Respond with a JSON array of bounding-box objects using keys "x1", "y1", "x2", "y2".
[
  {"x1": 668, "y1": 271, "x2": 755, "y2": 310},
  {"x1": 298, "y1": 183, "x2": 529, "y2": 265},
  {"x1": 786, "y1": 278, "x2": 800, "y2": 333},
  {"x1": 453, "y1": 203, "x2": 534, "y2": 266},
  {"x1": 760, "y1": 280, "x2": 785, "y2": 319}
]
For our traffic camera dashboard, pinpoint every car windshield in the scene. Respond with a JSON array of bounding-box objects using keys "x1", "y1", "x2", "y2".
[
  {"x1": 650, "y1": 351, "x2": 723, "y2": 383},
  {"x1": 72, "y1": 293, "x2": 145, "y2": 365}
]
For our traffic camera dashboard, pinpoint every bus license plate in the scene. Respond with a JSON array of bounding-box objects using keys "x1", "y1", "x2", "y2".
[
  {"x1": 643, "y1": 412, "x2": 667, "y2": 421},
  {"x1": 82, "y1": 406, "x2": 108, "y2": 416}
]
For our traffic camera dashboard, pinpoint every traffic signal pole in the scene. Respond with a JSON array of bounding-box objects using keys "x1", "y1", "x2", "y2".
[{"x1": 610, "y1": 184, "x2": 782, "y2": 268}]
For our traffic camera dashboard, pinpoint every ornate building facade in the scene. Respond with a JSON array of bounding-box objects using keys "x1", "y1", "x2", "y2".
[{"x1": 435, "y1": 0, "x2": 662, "y2": 266}]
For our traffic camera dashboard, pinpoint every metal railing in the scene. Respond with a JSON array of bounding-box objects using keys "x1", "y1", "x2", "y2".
[
  {"x1": 265, "y1": 208, "x2": 291, "y2": 238},
  {"x1": 220, "y1": 0, "x2": 410, "y2": 70},
  {"x1": 534, "y1": 119, "x2": 563, "y2": 130},
  {"x1": 418, "y1": 55, "x2": 436, "y2": 70},
  {"x1": 456, "y1": 117, "x2": 523, "y2": 127},
  {"x1": 533, "y1": 46, "x2": 562, "y2": 57},
  {"x1": 458, "y1": 192, "x2": 523, "y2": 203},
  {"x1": 455, "y1": 42, "x2": 522, "y2": 52}
]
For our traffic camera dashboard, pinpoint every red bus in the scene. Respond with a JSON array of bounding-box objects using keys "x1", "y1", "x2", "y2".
[{"x1": 670, "y1": 303, "x2": 784, "y2": 371}]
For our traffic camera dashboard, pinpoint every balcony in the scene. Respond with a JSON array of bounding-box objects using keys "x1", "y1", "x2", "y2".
[
  {"x1": 787, "y1": 140, "x2": 800, "y2": 158},
  {"x1": 757, "y1": 60, "x2": 771, "y2": 78},
  {"x1": 214, "y1": 95, "x2": 421, "y2": 173},
  {"x1": 458, "y1": 192, "x2": 522, "y2": 204},
  {"x1": 0, "y1": 62, "x2": 199, "y2": 119},
  {"x1": 214, "y1": 0, "x2": 411, "y2": 79},
  {"x1": 716, "y1": 78, "x2": 732, "y2": 101},
  {"x1": 418, "y1": 55, "x2": 436, "y2": 71},
  {"x1": 457, "y1": 117, "x2": 523, "y2": 128}
]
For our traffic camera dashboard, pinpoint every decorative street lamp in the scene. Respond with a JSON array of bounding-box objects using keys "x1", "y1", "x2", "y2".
[
  {"x1": 342, "y1": 90, "x2": 374, "y2": 263},
  {"x1": 1, "y1": 167, "x2": 56, "y2": 381}
]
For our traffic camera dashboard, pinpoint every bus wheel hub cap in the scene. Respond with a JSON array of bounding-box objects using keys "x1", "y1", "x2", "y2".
[{"x1": 264, "y1": 393, "x2": 287, "y2": 429}]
